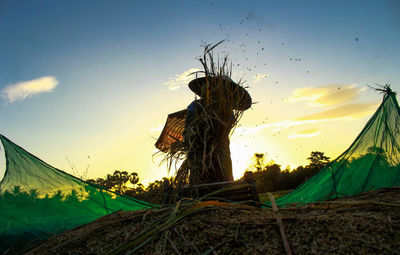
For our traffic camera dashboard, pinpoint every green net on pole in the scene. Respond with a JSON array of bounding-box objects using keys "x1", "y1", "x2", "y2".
[
  {"x1": 0, "y1": 135, "x2": 155, "y2": 252},
  {"x1": 270, "y1": 88, "x2": 400, "y2": 206}
]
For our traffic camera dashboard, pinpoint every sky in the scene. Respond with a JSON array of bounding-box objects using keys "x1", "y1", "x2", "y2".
[{"x1": 1, "y1": 0, "x2": 400, "y2": 184}]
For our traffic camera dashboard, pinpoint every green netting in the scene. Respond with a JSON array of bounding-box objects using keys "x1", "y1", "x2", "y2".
[
  {"x1": 271, "y1": 89, "x2": 400, "y2": 206},
  {"x1": 0, "y1": 134, "x2": 155, "y2": 252}
]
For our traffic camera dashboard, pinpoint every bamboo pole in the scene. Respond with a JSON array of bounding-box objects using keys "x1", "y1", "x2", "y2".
[{"x1": 268, "y1": 192, "x2": 293, "y2": 255}]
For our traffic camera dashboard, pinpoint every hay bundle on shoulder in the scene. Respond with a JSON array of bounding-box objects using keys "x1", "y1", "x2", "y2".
[{"x1": 157, "y1": 41, "x2": 252, "y2": 190}]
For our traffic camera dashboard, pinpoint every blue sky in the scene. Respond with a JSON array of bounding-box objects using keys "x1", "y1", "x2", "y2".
[{"x1": 1, "y1": 0, "x2": 399, "y2": 184}]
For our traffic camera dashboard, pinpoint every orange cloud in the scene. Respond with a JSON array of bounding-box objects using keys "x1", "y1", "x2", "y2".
[
  {"x1": 289, "y1": 84, "x2": 365, "y2": 107},
  {"x1": 234, "y1": 102, "x2": 378, "y2": 136},
  {"x1": 295, "y1": 102, "x2": 378, "y2": 121}
]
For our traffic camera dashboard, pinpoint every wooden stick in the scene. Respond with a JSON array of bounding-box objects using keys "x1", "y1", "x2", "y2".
[
  {"x1": 268, "y1": 193, "x2": 293, "y2": 255},
  {"x1": 167, "y1": 237, "x2": 182, "y2": 255}
]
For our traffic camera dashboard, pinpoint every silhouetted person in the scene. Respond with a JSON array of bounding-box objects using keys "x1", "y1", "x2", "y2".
[{"x1": 184, "y1": 76, "x2": 251, "y2": 184}]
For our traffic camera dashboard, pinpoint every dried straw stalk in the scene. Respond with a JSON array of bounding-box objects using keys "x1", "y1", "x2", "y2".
[{"x1": 159, "y1": 41, "x2": 248, "y2": 189}]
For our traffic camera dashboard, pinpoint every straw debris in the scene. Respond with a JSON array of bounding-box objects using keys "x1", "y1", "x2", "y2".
[{"x1": 27, "y1": 187, "x2": 400, "y2": 254}]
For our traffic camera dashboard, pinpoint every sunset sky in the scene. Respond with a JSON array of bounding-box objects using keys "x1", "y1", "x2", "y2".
[{"x1": 1, "y1": 0, "x2": 400, "y2": 184}]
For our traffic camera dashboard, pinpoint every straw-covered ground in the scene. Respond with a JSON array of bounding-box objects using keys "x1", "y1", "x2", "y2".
[{"x1": 28, "y1": 187, "x2": 400, "y2": 255}]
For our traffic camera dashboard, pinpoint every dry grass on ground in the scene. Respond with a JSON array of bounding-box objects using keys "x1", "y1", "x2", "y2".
[{"x1": 28, "y1": 187, "x2": 400, "y2": 255}]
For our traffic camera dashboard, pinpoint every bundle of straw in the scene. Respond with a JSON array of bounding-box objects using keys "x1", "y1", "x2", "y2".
[{"x1": 159, "y1": 41, "x2": 250, "y2": 189}]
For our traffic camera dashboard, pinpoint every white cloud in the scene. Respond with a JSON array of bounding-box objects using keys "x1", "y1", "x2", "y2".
[
  {"x1": 149, "y1": 124, "x2": 164, "y2": 132},
  {"x1": 288, "y1": 84, "x2": 366, "y2": 107},
  {"x1": 2, "y1": 76, "x2": 59, "y2": 103},
  {"x1": 288, "y1": 132, "x2": 321, "y2": 139},
  {"x1": 288, "y1": 129, "x2": 322, "y2": 139},
  {"x1": 164, "y1": 68, "x2": 200, "y2": 90},
  {"x1": 252, "y1": 73, "x2": 268, "y2": 84}
]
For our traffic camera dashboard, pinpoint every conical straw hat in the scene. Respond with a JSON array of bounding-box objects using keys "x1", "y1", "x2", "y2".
[{"x1": 188, "y1": 76, "x2": 252, "y2": 111}]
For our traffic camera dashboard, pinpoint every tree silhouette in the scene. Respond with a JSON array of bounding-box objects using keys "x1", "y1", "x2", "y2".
[
  {"x1": 253, "y1": 153, "x2": 267, "y2": 171},
  {"x1": 307, "y1": 151, "x2": 330, "y2": 169},
  {"x1": 243, "y1": 151, "x2": 330, "y2": 193},
  {"x1": 28, "y1": 189, "x2": 39, "y2": 199},
  {"x1": 87, "y1": 170, "x2": 139, "y2": 194}
]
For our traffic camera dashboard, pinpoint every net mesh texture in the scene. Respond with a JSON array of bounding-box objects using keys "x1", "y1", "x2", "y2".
[
  {"x1": 272, "y1": 90, "x2": 400, "y2": 206},
  {"x1": 0, "y1": 135, "x2": 155, "y2": 252}
]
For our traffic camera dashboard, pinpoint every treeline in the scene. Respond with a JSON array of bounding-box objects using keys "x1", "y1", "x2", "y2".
[
  {"x1": 0, "y1": 184, "x2": 150, "y2": 242},
  {"x1": 242, "y1": 151, "x2": 330, "y2": 193},
  {"x1": 87, "y1": 151, "x2": 330, "y2": 203},
  {"x1": 87, "y1": 171, "x2": 170, "y2": 204}
]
